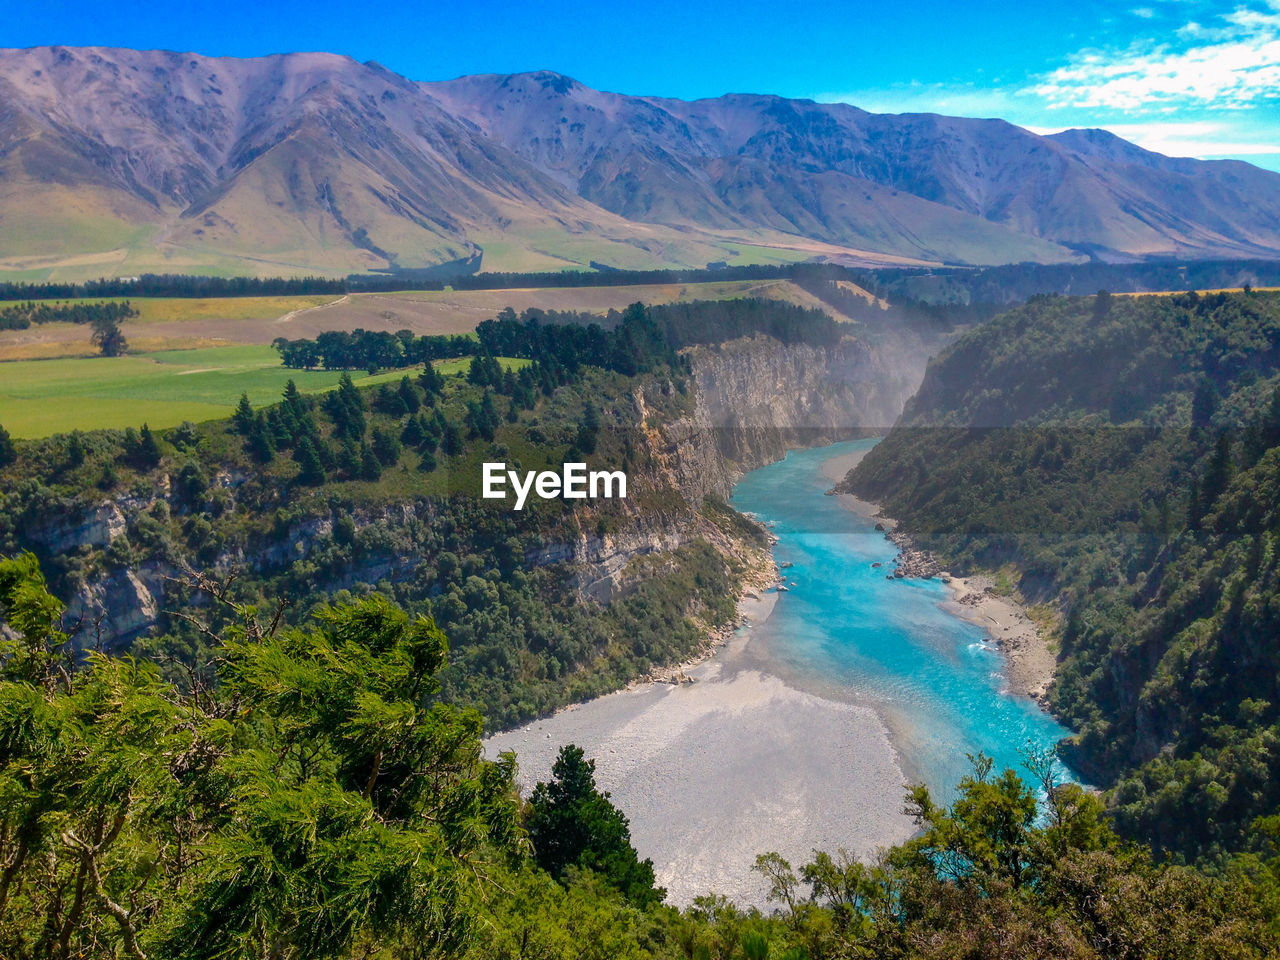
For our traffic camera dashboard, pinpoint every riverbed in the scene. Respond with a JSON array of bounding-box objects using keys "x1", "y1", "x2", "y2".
[{"x1": 485, "y1": 439, "x2": 1072, "y2": 906}]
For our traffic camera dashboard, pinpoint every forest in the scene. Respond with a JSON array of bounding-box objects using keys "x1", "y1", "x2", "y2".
[
  {"x1": 0, "y1": 300, "x2": 138, "y2": 331},
  {"x1": 3, "y1": 291, "x2": 1280, "y2": 954},
  {"x1": 849, "y1": 289, "x2": 1280, "y2": 863},
  {"x1": 2, "y1": 546, "x2": 1277, "y2": 959}
]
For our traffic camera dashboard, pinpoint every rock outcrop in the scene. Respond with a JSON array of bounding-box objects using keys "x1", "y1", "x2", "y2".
[{"x1": 19, "y1": 330, "x2": 925, "y2": 648}]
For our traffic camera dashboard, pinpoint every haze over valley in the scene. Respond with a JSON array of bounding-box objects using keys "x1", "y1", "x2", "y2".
[{"x1": 4, "y1": 8, "x2": 1280, "y2": 957}]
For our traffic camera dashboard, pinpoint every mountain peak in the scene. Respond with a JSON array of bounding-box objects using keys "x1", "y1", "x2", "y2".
[{"x1": 2, "y1": 45, "x2": 1279, "y2": 279}]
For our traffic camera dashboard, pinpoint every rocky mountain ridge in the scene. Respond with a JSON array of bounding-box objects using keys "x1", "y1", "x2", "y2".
[{"x1": 4, "y1": 46, "x2": 1280, "y2": 278}]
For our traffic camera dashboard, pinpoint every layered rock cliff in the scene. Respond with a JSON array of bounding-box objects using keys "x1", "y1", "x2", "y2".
[{"x1": 20, "y1": 332, "x2": 926, "y2": 647}]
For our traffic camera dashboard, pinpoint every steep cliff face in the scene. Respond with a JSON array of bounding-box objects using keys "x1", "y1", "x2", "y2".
[
  {"x1": 634, "y1": 333, "x2": 924, "y2": 510},
  {"x1": 24, "y1": 332, "x2": 924, "y2": 646}
]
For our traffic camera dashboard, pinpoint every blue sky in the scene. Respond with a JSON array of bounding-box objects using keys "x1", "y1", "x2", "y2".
[{"x1": 6, "y1": 0, "x2": 1280, "y2": 170}]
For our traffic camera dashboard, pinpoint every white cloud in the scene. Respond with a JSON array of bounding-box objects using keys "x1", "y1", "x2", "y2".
[
  {"x1": 816, "y1": 84, "x2": 1031, "y2": 119},
  {"x1": 1028, "y1": 120, "x2": 1280, "y2": 158},
  {"x1": 1029, "y1": 2, "x2": 1280, "y2": 109}
]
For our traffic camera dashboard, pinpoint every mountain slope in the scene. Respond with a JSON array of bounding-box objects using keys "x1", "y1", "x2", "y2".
[
  {"x1": 430, "y1": 72, "x2": 1280, "y2": 264},
  {"x1": 2, "y1": 47, "x2": 1280, "y2": 279},
  {"x1": 844, "y1": 289, "x2": 1280, "y2": 860}
]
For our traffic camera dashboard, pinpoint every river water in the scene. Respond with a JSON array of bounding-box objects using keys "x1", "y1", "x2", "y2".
[
  {"x1": 730, "y1": 438, "x2": 1072, "y2": 796},
  {"x1": 486, "y1": 438, "x2": 1073, "y2": 904}
]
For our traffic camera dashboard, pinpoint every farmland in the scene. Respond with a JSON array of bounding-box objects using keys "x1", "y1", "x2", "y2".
[
  {"x1": 0, "y1": 277, "x2": 849, "y2": 437},
  {"x1": 0, "y1": 346, "x2": 412, "y2": 438}
]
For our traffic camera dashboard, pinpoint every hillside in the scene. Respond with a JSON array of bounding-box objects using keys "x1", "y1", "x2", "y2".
[
  {"x1": 5, "y1": 48, "x2": 1280, "y2": 279},
  {"x1": 3, "y1": 294, "x2": 1278, "y2": 958},
  {"x1": 845, "y1": 289, "x2": 1280, "y2": 861}
]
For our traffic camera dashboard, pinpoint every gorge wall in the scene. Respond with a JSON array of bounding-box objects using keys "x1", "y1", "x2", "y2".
[{"x1": 21, "y1": 332, "x2": 928, "y2": 647}]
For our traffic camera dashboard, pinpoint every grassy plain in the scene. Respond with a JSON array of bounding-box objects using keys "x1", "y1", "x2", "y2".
[
  {"x1": 0, "y1": 346, "x2": 406, "y2": 438},
  {"x1": 0, "y1": 276, "x2": 828, "y2": 437}
]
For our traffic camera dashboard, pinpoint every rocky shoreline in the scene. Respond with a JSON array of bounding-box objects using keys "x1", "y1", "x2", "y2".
[
  {"x1": 638, "y1": 542, "x2": 779, "y2": 687},
  {"x1": 820, "y1": 446, "x2": 1056, "y2": 705}
]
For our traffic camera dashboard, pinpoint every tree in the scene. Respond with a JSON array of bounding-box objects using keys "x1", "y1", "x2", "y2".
[
  {"x1": 371, "y1": 427, "x2": 402, "y2": 466},
  {"x1": 360, "y1": 442, "x2": 382, "y2": 481},
  {"x1": 419, "y1": 362, "x2": 445, "y2": 397},
  {"x1": 1192, "y1": 377, "x2": 1218, "y2": 430},
  {"x1": 90, "y1": 314, "x2": 128, "y2": 356},
  {"x1": 0, "y1": 422, "x2": 13, "y2": 468},
  {"x1": 526, "y1": 745, "x2": 664, "y2": 908},
  {"x1": 442, "y1": 420, "x2": 464, "y2": 457},
  {"x1": 247, "y1": 412, "x2": 275, "y2": 464},
  {"x1": 293, "y1": 436, "x2": 326, "y2": 485},
  {"x1": 398, "y1": 375, "x2": 421, "y2": 414},
  {"x1": 577, "y1": 402, "x2": 600, "y2": 455},
  {"x1": 128, "y1": 423, "x2": 162, "y2": 469},
  {"x1": 0, "y1": 557, "x2": 523, "y2": 960},
  {"x1": 233, "y1": 393, "x2": 255, "y2": 434},
  {"x1": 64, "y1": 430, "x2": 86, "y2": 468}
]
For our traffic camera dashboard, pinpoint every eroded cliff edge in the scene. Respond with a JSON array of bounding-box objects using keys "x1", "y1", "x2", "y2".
[{"x1": 16, "y1": 332, "x2": 927, "y2": 655}]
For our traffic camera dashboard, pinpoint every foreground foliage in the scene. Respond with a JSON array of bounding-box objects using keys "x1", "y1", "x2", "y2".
[
  {"x1": 2, "y1": 555, "x2": 1277, "y2": 958},
  {"x1": 0, "y1": 555, "x2": 520, "y2": 959}
]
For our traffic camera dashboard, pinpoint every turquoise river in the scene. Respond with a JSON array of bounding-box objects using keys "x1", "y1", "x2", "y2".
[
  {"x1": 488, "y1": 437, "x2": 1076, "y2": 904},
  {"x1": 729, "y1": 437, "x2": 1074, "y2": 797}
]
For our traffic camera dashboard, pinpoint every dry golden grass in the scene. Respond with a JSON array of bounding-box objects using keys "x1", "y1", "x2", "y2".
[{"x1": 1117, "y1": 287, "x2": 1280, "y2": 297}]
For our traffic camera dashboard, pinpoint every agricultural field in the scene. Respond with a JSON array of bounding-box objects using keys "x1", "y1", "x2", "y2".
[
  {"x1": 0, "y1": 345, "x2": 411, "y2": 438},
  {"x1": 0, "y1": 278, "x2": 847, "y2": 361},
  {"x1": 0, "y1": 277, "x2": 835, "y2": 437}
]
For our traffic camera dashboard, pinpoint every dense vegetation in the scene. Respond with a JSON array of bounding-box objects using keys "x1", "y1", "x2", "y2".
[
  {"x1": 3, "y1": 552, "x2": 1276, "y2": 960},
  {"x1": 273, "y1": 299, "x2": 842, "y2": 374},
  {"x1": 0, "y1": 299, "x2": 859, "y2": 728},
  {"x1": 850, "y1": 289, "x2": 1280, "y2": 863},
  {"x1": 0, "y1": 300, "x2": 138, "y2": 331},
  {"x1": 274, "y1": 330, "x2": 480, "y2": 370}
]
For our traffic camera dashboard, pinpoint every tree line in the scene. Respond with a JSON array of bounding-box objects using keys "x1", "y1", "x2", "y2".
[
  {"x1": 272, "y1": 330, "x2": 477, "y2": 371},
  {"x1": 0, "y1": 300, "x2": 138, "y2": 330},
  {"x1": 274, "y1": 299, "x2": 846, "y2": 375}
]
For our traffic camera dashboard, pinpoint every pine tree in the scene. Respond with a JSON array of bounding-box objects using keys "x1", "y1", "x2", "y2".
[
  {"x1": 360, "y1": 443, "x2": 382, "y2": 481},
  {"x1": 398, "y1": 375, "x2": 421, "y2": 414},
  {"x1": 419, "y1": 362, "x2": 444, "y2": 397},
  {"x1": 401, "y1": 415, "x2": 425, "y2": 447},
  {"x1": 0, "y1": 422, "x2": 16, "y2": 468},
  {"x1": 326, "y1": 373, "x2": 367, "y2": 441},
  {"x1": 337, "y1": 441, "x2": 361, "y2": 478},
  {"x1": 293, "y1": 436, "x2": 326, "y2": 485},
  {"x1": 372, "y1": 427, "x2": 401, "y2": 466},
  {"x1": 246, "y1": 412, "x2": 276, "y2": 463},
  {"x1": 527, "y1": 745, "x2": 664, "y2": 908},
  {"x1": 233, "y1": 393, "x2": 255, "y2": 434},
  {"x1": 134, "y1": 423, "x2": 162, "y2": 469},
  {"x1": 577, "y1": 402, "x2": 600, "y2": 455},
  {"x1": 282, "y1": 379, "x2": 308, "y2": 422},
  {"x1": 441, "y1": 421, "x2": 464, "y2": 457}
]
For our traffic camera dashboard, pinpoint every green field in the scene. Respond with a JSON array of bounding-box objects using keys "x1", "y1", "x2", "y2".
[
  {"x1": 0, "y1": 347, "x2": 532, "y2": 438},
  {"x1": 0, "y1": 346, "x2": 415, "y2": 438}
]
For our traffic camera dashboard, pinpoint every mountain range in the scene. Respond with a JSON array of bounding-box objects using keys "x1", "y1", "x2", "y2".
[{"x1": 3, "y1": 46, "x2": 1280, "y2": 279}]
